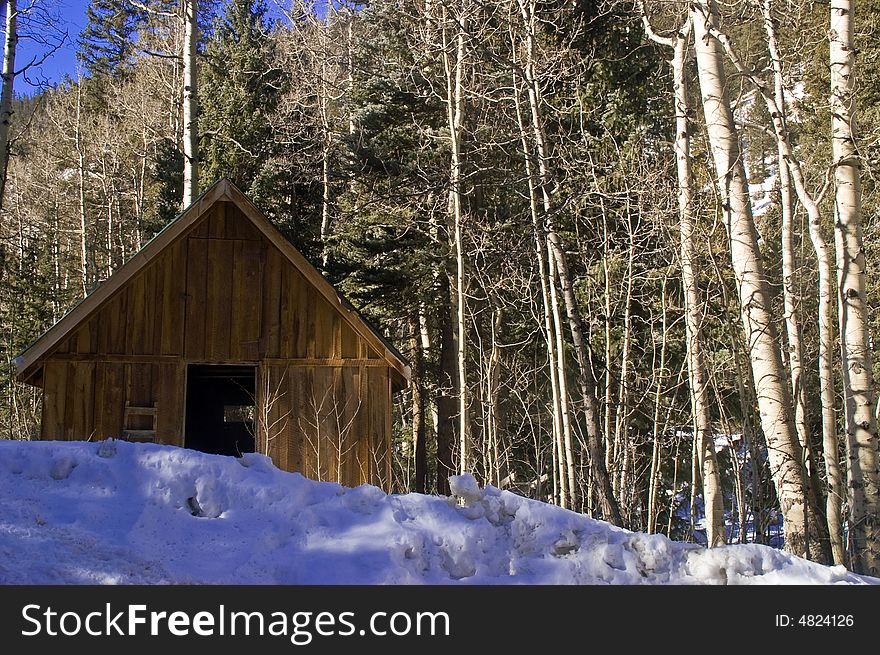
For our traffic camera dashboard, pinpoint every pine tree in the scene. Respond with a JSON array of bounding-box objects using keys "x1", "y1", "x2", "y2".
[
  {"x1": 199, "y1": 0, "x2": 285, "y2": 196},
  {"x1": 78, "y1": 0, "x2": 147, "y2": 77}
]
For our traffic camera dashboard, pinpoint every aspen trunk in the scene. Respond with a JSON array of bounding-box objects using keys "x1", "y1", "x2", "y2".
[
  {"x1": 436, "y1": 275, "x2": 456, "y2": 495},
  {"x1": 523, "y1": 0, "x2": 576, "y2": 508},
  {"x1": 516, "y1": 0, "x2": 618, "y2": 519},
  {"x1": 182, "y1": 0, "x2": 199, "y2": 207},
  {"x1": 0, "y1": 0, "x2": 16, "y2": 212},
  {"x1": 692, "y1": 0, "x2": 822, "y2": 560},
  {"x1": 410, "y1": 315, "x2": 427, "y2": 493},
  {"x1": 75, "y1": 83, "x2": 88, "y2": 298},
  {"x1": 830, "y1": 0, "x2": 880, "y2": 575},
  {"x1": 646, "y1": 276, "x2": 668, "y2": 535},
  {"x1": 778, "y1": 132, "x2": 811, "y2": 471},
  {"x1": 612, "y1": 233, "x2": 633, "y2": 500},
  {"x1": 486, "y1": 308, "x2": 503, "y2": 487},
  {"x1": 546, "y1": 222, "x2": 621, "y2": 525},
  {"x1": 761, "y1": 0, "x2": 823, "y2": 531},
  {"x1": 441, "y1": 3, "x2": 471, "y2": 476},
  {"x1": 602, "y1": 216, "x2": 614, "y2": 475},
  {"x1": 637, "y1": 6, "x2": 726, "y2": 546},
  {"x1": 760, "y1": 0, "x2": 846, "y2": 565},
  {"x1": 319, "y1": 35, "x2": 332, "y2": 268},
  {"x1": 705, "y1": 0, "x2": 844, "y2": 562},
  {"x1": 511, "y1": 66, "x2": 568, "y2": 507},
  {"x1": 670, "y1": 23, "x2": 725, "y2": 547},
  {"x1": 548, "y1": 251, "x2": 574, "y2": 507}
]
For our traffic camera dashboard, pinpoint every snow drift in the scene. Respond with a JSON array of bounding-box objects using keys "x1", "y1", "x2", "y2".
[{"x1": 0, "y1": 439, "x2": 873, "y2": 585}]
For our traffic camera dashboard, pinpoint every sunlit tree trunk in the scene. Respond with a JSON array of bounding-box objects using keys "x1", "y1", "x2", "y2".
[
  {"x1": 691, "y1": 0, "x2": 823, "y2": 560},
  {"x1": 511, "y1": 63, "x2": 568, "y2": 507},
  {"x1": 516, "y1": 0, "x2": 619, "y2": 519},
  {"x1": 75, "y1": 82, "x2": 88, "y2": 298},
  {"x1": 182, "y1": 0, "x2": 198, "y2": 207},
  {"x1": 638, "y1": 7, "x2": 725, "y2": 546},
  {"x1": 0, "y1": 0, "x2": 17, "y2": 213},
  {"x1": 698, "y1": 0, "x2": 844, "y2": 565},
  {"x1": 440, "y1": 2, "x2": 471, "y2": 476},
  {"x1": 764, "y1": 0, "x2": 845, "y2": 566},
  {"x1": 830, "y1": 0, "x2": 880, "y2": 575},
  {"x1": 671, "y1": 22, "x2": 725, "y2": 548}
]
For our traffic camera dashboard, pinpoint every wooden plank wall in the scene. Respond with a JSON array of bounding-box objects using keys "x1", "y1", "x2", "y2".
[
  {"x1": 41, "y1": 361, "x2": 184, "y2": 445},
  {"x1": 39, "y1": 200, "x2": 392, "y2": 487},
  {"x1": 260, "y1": 364, "x2": 391, "y2": 490},
  {"x1": 57, "y1": 201, "x2": 379, "y2": 363}
]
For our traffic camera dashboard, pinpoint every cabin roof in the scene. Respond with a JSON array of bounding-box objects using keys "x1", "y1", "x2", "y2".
[{"x1": 14, "y1": 178, "x2": 411, "y2": 386}]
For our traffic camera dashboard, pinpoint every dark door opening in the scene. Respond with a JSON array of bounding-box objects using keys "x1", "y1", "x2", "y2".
[{"x1": 185, "y1": 364, "x2": 256, "y2": 457}]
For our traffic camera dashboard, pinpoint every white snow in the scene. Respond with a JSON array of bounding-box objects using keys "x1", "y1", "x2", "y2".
[{"x1": 0, "y1": 439, "x2": 874, "y2": 585}]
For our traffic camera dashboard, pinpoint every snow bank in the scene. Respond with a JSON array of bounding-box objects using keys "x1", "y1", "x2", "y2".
[{"x1": 0, "y1": 440, "x2": 873, "y2": 585}]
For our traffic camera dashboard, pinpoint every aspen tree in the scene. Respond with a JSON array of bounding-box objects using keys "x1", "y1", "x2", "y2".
[
  {"x1": 511, "y1": 66, "x2": 568, "y2": 507},
  {"x1": 638, "y1": 5, "x2": 725, "y2": 547},
  {"x1": 0, "y1": 0, "x2": 16, "y2": 212},
  {"x1": 182, "y1": 0, "x2": 198, "y2": 207},
  {"x1": 691, "y1": 0, "x2": 824, "y2": 560},
  {"x1": 695, "y1": 0, "x2": 851, "y2": 566},
  {"x1": 763, "y1": 1, "x2": 813, "y2": 490},
  {"x1": 829, "y1": 0, "x2": 880, "y2": 575},
  {"x1": 439, "y1": 1, "x2": 471, "y2": 476},
  {"x1": 514, "y1": 0, "x2": 620, "y2": 523},
  {"x1": 764, "y1": 0, "x2": 845, "y2": 566}
]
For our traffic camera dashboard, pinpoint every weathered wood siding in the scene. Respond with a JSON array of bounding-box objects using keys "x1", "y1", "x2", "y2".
[
  {"x1": 53, "y1": 202, "x2": 382, "y2": 362},
  {"x1": 259, "y1": 364, "x2": 392, "y2": 488},
  {"x1": 38, "y1": 200, "x2": 393, "y2": 489},
  {"x1": 41, "y1": 360, "x2": 185, "y2": 445}
]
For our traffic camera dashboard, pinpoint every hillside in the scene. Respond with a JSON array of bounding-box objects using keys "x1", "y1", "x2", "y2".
[{"x1": 0, "y1": 439, "x2": 873, "y2": 585}]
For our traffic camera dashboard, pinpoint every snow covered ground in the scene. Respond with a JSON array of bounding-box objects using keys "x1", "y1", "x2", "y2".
[{"x1": 0, "y1": 439, "x2": 874, "y2": 585}]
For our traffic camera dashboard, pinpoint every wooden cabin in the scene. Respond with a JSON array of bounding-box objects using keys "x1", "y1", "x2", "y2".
[{"x1": 14, "y1": 179, "x2": 410, "y2": 490}]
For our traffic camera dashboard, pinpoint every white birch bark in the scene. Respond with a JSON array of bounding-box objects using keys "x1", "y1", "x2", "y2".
[
  {"x1": 830, "y1": 0, "x2": 880, "y2": 575},
  {"x1": 638, "y1": 7, "x2": 726, "y2": 547},
  {"x1": 647, "y1": 276, "x2": 668, "y2": 535},
  {"x1": 697, "y1": 0, "x2": 844, "y2": 566},
  {"x1": 182, "y1": 0, "x2": 198, "y2": 207},
  {"x1": 691, "y1": 0, "x2": 819, "y2": 559},
  {"x1": 0, "y1": 0, "x2": 16, "y2": 212},
  {"x1": 511, "y1": 67, "x2": 568, "y2": 508},
  {"x1": 672, "y1": 23, "x2": 725, "y2": 548},
  {"x1": 521, "y1": 0, "x2": 576, "y2": 508},
  {"x1": 441, "y1": 2, "x2": 471, "y2": 475},
  {"x1": 761, "y1": 0, "x2": 826, "y2": 552},
  {"x1": 611, "y1": 234, "x2": 633, "y2": 499},
  {"x1": 547, "y1": 250, "x2": 573, "y2": 507},
  {"x1": 602, "y1": 217, "x2": 614, "y2": 475},
  {"x1": 763, "y1": 0, "x2": 846, "y2": 566}
]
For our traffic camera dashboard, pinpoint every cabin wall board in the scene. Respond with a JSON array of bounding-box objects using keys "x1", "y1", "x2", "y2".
[
  {"x1": 57, "y1": 202, "x2": 372, "y2": 364},
  {"x1": 31, "y1": 195, "x2": 400, "y2": 490},
  {"x1": 258, "y1": 363, "x2": 390, "y2": 489}
]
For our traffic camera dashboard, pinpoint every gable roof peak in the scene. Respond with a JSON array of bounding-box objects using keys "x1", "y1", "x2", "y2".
[{"x1": 15, "y1": 179, "x2": 410, "y2": 386}]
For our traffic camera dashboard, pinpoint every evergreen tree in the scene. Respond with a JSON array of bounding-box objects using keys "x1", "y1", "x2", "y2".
[
  {"x1": 199, "y1": 0, "x2": 285, "y2": 197},
  {"x1": 78, "y1": 0, "x2": 147, "y2": 77}
]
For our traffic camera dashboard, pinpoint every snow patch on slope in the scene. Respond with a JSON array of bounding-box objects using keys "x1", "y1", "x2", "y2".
[{"x1": 0, "y1": 440, "x2": 873, "y2": 585}]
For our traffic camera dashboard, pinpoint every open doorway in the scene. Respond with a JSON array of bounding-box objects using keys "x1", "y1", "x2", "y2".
[{"x1": 185, "y1": 364, "x2": 256, "y2": 457}]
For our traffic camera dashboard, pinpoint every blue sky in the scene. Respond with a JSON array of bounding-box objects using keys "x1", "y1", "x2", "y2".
[
  {"x1": 13, "y1": 0, "x2": 88, "y2": 94},
  {"x1": 10, "y1": 0, "x2": 300, "y2": 96}
]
